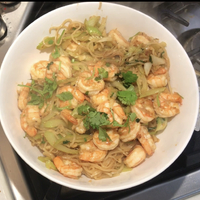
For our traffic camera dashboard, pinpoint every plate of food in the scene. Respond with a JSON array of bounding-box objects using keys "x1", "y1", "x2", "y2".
[{"x1": 0, "y1": 2, "x2": 199, "y2": 192}]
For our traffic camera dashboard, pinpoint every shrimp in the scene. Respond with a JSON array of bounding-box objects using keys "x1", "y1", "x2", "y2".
[
  {"x1": 130, "y1": 32, "x2": 151, "y2": 46},
  {"x1": 46, "y1": 56, "x2": 72, "y2": 81},
  {"x1": 147, "y1": 67, "x2": 168, "y2": 88},
  {"x1": 119, "y1": 121, "x2": 141, "y2": 142},
  {"x1": 79, "y1": 140, "x2": 107, "y2": 162},
  {"x1": 20, "y1": 105, "x2": 41, "y2": 137},
  {"x1": 17, "y1": 83, "x2": 31, "y2": 111},
  {"x1": 53, "y1": 156, "x2": 82, "y2": 179},
  {"x1": 131, "y1": 98, "x2": 156, "y2": 123},
  {"x1": 124, "y1": 145, "x2": 146, "y2": 168},
  {"x1": 90, "y1": 88, "x2": 109, "y2": 106},
  {"x1": 30, "y1": 61, "x2": 49, "y2": 84},
  {"x1": 76, "y1": 71, "x2": 105, "y2": 96},
  {"x1": 89, "y1": 61, "x2": 119, "y2": 82},
  {"x1": 97, "y1": 100, "x2": 127, "y2": 125},
  {"x1": 61, "y1": 109, "x2": 87, "y2": 134},
  {"x1": 108, "y1": 29, "x2": 129, "y2": 48},
  {"x1": 112, "y1": 102, "x2": 127, "y2": 123},
  {"x1": 57, "y1": 85, "x2": 85, "y2": 109},
  {"x1": 153, "y1": 92, "x2": 182, "y2": 118},
  {"x1": 39, "y1": 103, "x2": 48, "y2": 117},
  {"x1": 30, "y1": 56, "x2": 72, "y2": 83},
  {"x1": 102, "y1": 63, "x2": 119, "y2": 82},
  {"x1": 73, "y1": 119, "x2": 87, "y2": 134},
  {"x1": 93, "y1": 129, "x2": 120, "y2": 150},
  {"x1": 137, "y1": 126, "x2": 156, "y2": 156},
  {"x1": 60, "y1": 109, "x2": 78, "y2": 125},
  {"x1": 66, "y1": 41, "x2": 78, "y2": 52}
]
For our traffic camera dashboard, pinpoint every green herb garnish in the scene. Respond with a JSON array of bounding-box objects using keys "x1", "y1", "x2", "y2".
[
  {"x1": 83, "y1": 111, "x2": 111, "y2": 130},
  {"x1": 56, "y1": 92, "x2": 73, "y2": 101},
  {"x1": 95, "y1": 68, "x2": 108, "y2": 81},
  {"x1": 47, "y1": 61, "x2": 54, "y2": 70},
  {"x1": 98, "y1": 127, "x2": 111, "y2": 142},
  {"x1": 51, "y1": 46, "x2": 60, "y2": 59},
  {"x1": 78, "y1": 105, "x2": 95, "y2": 115},
  {"x1": 117, "y1": 85, "x2": 137, "y2": 106}
]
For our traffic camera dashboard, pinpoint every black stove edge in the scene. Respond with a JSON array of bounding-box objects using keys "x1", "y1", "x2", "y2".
[{"x1": 102, "y1": 169, "x2": 200, "y2": 200}]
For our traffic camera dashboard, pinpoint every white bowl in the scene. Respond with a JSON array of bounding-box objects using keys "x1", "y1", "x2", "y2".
[{"x1": 0, "y1": 2, "x2": 199, "y2": 192}]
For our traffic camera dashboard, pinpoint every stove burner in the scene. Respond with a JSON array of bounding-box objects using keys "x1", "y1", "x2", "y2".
[
  {"x1": 191, "y1": 32, "x2": 200, "y2": 63},
  {"x1": 0, "y1": 17, "x2": 7, "y2": 41},
  {"x1": 0, "y1": 1, "x2": 21, "y2": 14},
  {"x1": 156, "y1": 2, "x2": 199, "y2": 27},
  {"x1": 177, "y1": 28, "x2": 200, "y2": 78},
  {"x1": 0, "y1": 2, "x2": 20, "y2": 7}
]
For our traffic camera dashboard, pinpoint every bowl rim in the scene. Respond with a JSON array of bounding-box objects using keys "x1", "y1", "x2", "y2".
[{"x1": 0, "y1": 1, "x2": 199, "y2": 192}]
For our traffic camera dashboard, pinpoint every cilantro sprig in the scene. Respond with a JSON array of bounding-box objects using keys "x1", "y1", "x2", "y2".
[
  {"x1": 77, "y1": 105, "x2": 111, "y2": 142},
  {"x1": 56, "y1": 92, "x2": 73, "y2": 101},
  {"x1": 111, "y1": 109, "x2": 136, "y2": 128},
  {"x1": 115, "y1": 71, "x2": 138, "y2": 88},
  {"x1": 117, "y1": 85, "x2": 137, "y2": 106},
  {"x1": 78, "y1": 104, "x2": 95, "y2": 115},
  {"x1": 122, "y1": 71, "x2": 138, "y2": 88},
  {"x1": 83, "y1": 111, "x2": 111, "y2": 130},
  {"x1": 27, "y1": 93, "x2": 44, "y2": 109},
  {"x1": 99, "y1": 127, "x2": 111, "y2": 142},
  {"x1": 95, "y1": 68, "x2": 108, "y2": 81},
  {"x1": 18, "y1": 74, "x2": 58, "y2": 109},
  {"x1": 51, "y1": 46, "x2": 60, "y2": 59},
  {"x1": 47, "y1": 62, "x2": 54, "y2": 70},
  {"x1": 79, "y1": 104, "x2": 138, "y2": 142}
]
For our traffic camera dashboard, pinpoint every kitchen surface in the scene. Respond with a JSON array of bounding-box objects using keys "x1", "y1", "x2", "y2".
[{"x1": 0, "y1": 2, "x2": 200, "y2": 200}]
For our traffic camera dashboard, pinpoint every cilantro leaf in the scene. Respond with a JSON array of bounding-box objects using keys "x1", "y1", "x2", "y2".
[
  {"x1": 51, "y1": 46, "x2": 60, "y2": 59},
  {"x1": 78, "y1": 105, "x2": 95, "y2": 115},
  {"x1": 63, "y1": 140, "x2": 70, "y2": 144},
  {"x1": 27, "y1": 93, "x2": 44, "y2": 109},
  {"x1": 105, "y1": 63, "x2": 111, "y2": 67},
  {"x1": 95, "y1": 68, "x2": 108, "y2": 81},
  {"x1": 46, "y1": 62, "x2": 54, "y2": 70},
  {"x1": 149, "y1": 55, "x2": 153, "y2": 63},
  {"x1": 129, "y1": 112, "x2": 137, "y2": 122},
  {"x1": 110, "y1": 108, "x2": 129, "y2": 128},
  {"x1": 43, "y1": 75, "x2": 57, "y2": 99},
  {"x1": 117, "y1": 85, "x2": 137, "y2": 106},
  {"x1": 122, "y1": 71, "x2": 138, "y2": 88},
  {"x1": 56, "y1": 92, "x2": 73, "y2": 101},
  {"x1": 18, "y1": 74, "x2": 57, "y2": 109},
  {"x1": 98, "y1": 127, "x2": 111, "y2": 142},
  {"x1": 122, "y1": 71, "x2": 138, "y2": 84},
  {"x1": 112, "y1": 113, "x2": 129, "y2": 128},
  {"x1": 83, "y1": 111, "x2": 111, "y2": 130},
  {"x1": 135, "y1": 60, "x2": 145, "y2": 63}
]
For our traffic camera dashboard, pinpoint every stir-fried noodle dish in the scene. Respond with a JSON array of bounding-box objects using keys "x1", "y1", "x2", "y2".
[{"x1": 17, "y1": 16, "x2": 183, "y2": 180}]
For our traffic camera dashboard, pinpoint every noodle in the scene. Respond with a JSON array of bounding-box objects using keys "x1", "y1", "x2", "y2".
[{"x1": 17, "y1": 15, "x2": 183, "y2": 180}]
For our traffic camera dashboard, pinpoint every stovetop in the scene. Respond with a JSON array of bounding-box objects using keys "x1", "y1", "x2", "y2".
[{"x1": 0, "y1": 2, "x2": 200, "y2": 200}]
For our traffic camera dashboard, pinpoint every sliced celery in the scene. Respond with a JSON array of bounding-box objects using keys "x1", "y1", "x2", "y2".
[
  {"x1": 40, "y1": 119, "x2": 67, "y2": 128},
  {"x1": 44, "y1": 131, "x2": 78, "y2": 154},
  {"x1": 38, "y1": 156, "x2": 51, "y2": 163},
  {"x1": 45, "y1": 160, "x2": 57, "y2": 171},
  {"x1": 140, "y1": 87, "x2": 166, "y2": 98},
  {"x1": 111, "y1": 81, "x2": 127, "y2": 91}
]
